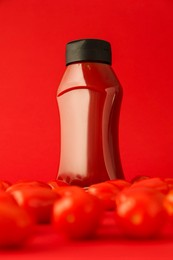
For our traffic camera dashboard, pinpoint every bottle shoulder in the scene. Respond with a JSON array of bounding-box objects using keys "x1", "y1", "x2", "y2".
[{"x1": 57, "y1": 62, "x2": 122, "y2": 96}]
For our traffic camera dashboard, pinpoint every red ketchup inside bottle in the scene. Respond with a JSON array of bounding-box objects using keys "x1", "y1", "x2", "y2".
[{"x1": 56, "y1": 39, "x2": 124, "y2": 187}]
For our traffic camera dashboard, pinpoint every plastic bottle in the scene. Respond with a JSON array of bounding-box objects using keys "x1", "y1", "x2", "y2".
[{"x1": 56, "y1": 39, "x2": 124, "y2": 187}]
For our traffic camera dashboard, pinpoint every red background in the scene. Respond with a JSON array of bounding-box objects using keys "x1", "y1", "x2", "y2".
[{"x1": 0, "y1": 0, "x2": 173, "y2": 183}]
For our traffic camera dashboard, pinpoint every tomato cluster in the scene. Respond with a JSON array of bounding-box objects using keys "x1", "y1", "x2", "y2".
[{"x1": 0, "y1": 176, "x2": 173, "y2": 248}]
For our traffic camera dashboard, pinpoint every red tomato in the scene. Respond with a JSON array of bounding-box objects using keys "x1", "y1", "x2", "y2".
[
  {"x1": 8, "y1": 187, "x2": 61, "y2": 224},
  {"x1": 0, "y1": 202, "x2": 34, "y2": 248},
  {"x1": 115, "y1": 187, "x2": 168, "y2": 239},
  {"x1": 0, "y1": 190, "x2": 17, "y2": 205},
  {"x1": 47, "y1": 180, "x2": 69, "y2": 190},
  {"x1": 0, "y1": 180, "x2": 11, "y2": 191},
  {"x1": 6, "y1": 180, "x2": 51, "y2": 192},
  {"x1": 163, "y1": 178, "x2": 173, "y2": 191},
  {"x1": 129, "y1": 177, "x2": 169, "y2": 194},
  {"x1": 52, "y1": 188, "x2": 104, "y2": 239},
  {"x1": 163, "y1": 189, "x2": 173, "y2": 221},
  {"x1": 53, "y1": 185, "x2": 86, "y2": 198},
  {"x1": 131, "y1": 175, "x2": 151, "y2": 183},
  {"x1": 106, "y1": 179, "x2": 131, "y2": 190},
  {"x1": 87, "y1": 182, "x2": 120, "y2": 210}
]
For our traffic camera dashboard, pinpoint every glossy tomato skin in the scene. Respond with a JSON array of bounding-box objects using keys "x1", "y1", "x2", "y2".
[
  {"x1": 0, "y1": 181, "x2": 11, "y2": 191},
  {"x1": 163, "y1": 178, "x2": 173, "y2": 191},
  {"x1": 115, "y1": 187, "x2": 168, "y2": 239},
  {"x1": 0, "y1": 202, "x2": 34, "y2": 248},
  {"x1": 53, "y1": 185, "x2": 86, "y2": 198},
  {"x1": 163, "y1": 189, "x2": 173, "y2": 222},
  {"x1": 131, "y1": 175, "x2": 151, "y2": 183},
  {"x1": 106, "y1": 179, "x2": 131, "y2": 190},
  {"x1": 8, "y1": 187, "x2": 61, "y2": 224},
  {"x1": 129, "y1": 177, "x2": 169, "y2": 195},
  {"x1": 6, "y1": 180, "x2": 51, "y2": 192},
  {"x1": 0, "y1": 190, "x2": 18, "y2": 205},
  {"x1": 87, "y1": 182, "x2": 120, "y2": 210},
  {"x1": 52, "y1": 188, "x2": 104, "y2": 239},
  {"x1": 47, "y1": 180, "x2": 69, "y2": 190}
]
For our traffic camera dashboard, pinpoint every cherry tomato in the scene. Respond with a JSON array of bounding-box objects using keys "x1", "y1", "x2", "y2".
[
  {"x1": 131, "y1": 175, "x2": 151, "y2": 183},
  {"x1": 87, "y1": 182, "x2": 120, "y2": 210},
  {"x1": 163, "y1": 178, "x2": 173, "y2": 191},
  {"x1": 115, "y1": 187, "x2": 168, "y2": 239},
  {"x1": 8, "y1": 187, "x2": 61, "y2": 224},
  {"x1": 47, "y1": 180, "x2": 69, "y2": 190},
  {"x1": 0, "y1": 190, "x2": 17, "y2": 205},
  {"x1": 0, "y1": 180, "x2": 11, "y2": 191},
  {"x1": 0, "y1": 202, "x2": 34, "y2": 248},
  {"x1": 163, "y1": 189, "x2": 173, "y2": 221},
  {"x1": 129, "y1": 177, "x2": 169, "y2": 194},
  {"x1": 53, "y1": 185, "x2": 86, "y2": 198},
  {"x1": 52, "y1": 187, "x2": 104, "y2": 239},
  {"x1": 6, "y1": 180, "x2": 51, "y2": 192},
  {"x1": 106, "y1": 179, "x2": 131, "y2": 190}
]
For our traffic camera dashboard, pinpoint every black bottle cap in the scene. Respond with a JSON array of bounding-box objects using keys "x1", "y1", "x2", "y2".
[{"x1": 66, "y1": 39, "x2": 112, "y2": 65}]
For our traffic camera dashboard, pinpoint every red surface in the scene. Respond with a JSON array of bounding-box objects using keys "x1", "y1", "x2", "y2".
[
  {"x1": 0, "y1": 0, "x2": 173, "y2": 256},
  {"x1": 0, "y1": 212, "x2": 173, "y2": 259}
]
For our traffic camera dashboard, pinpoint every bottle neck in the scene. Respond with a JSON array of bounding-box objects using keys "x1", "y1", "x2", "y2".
[
  {"x1": 66, "y1": 60, "x2": 111, "y2": 66},
  {"x1": 57, "y1": 62, "x2": 120, "y2": 96},
  {"x1": 67, "y1": 61, "x2": 114, "y2": 83}
]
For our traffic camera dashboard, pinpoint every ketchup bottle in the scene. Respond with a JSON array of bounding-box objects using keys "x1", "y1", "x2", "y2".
[{"x1": 56, "y1": 39, "x2": 124, "y2": 187}]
